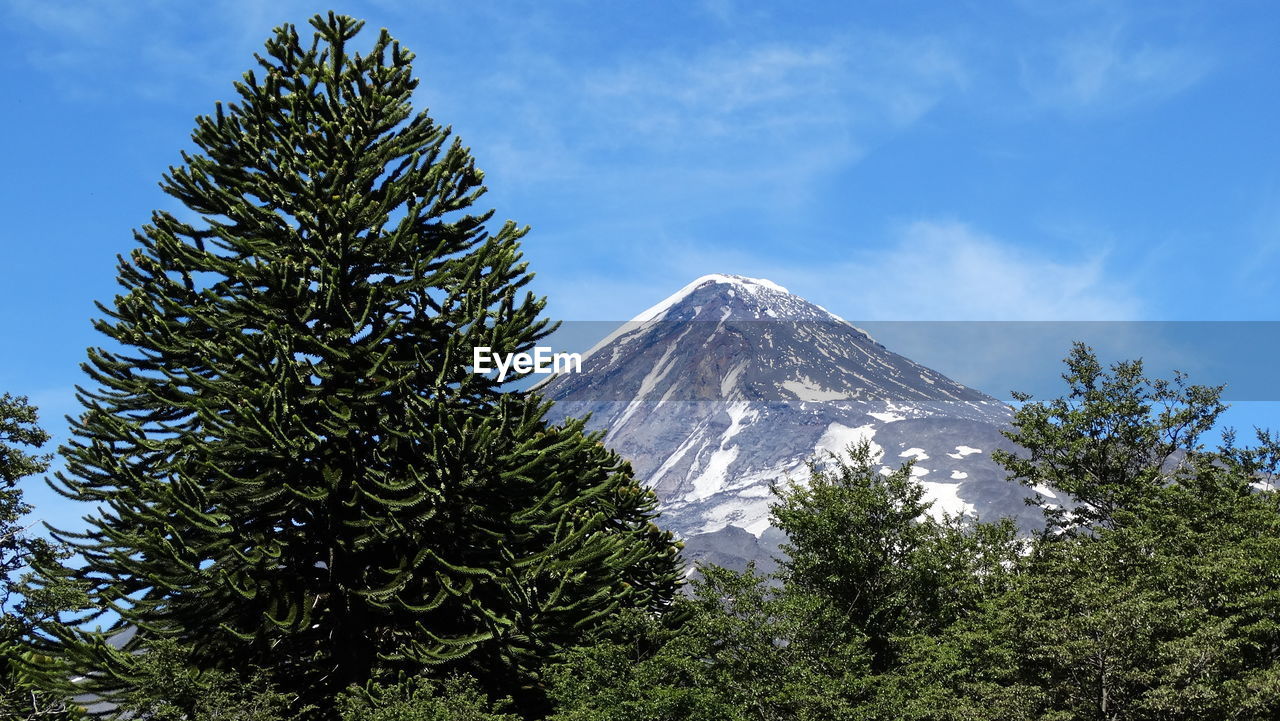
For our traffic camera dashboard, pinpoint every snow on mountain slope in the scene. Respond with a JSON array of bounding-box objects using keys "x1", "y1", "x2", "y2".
[{"x1": 541, "y1": 275, "x2": 1038, "y2": 570}]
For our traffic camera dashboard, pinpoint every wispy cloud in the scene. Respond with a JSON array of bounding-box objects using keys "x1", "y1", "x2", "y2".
[
  {"x1": 578, "y1": 32, "x2": 965, "y2": 157},
  {"x1": 463, "y1": 28, "x2": 969, "y2": 233},
  {"x1": 843, "y1": 220, "x2": 1139, "y2": 320},
  {"x1": 1019, "y1": 22, "x2": 1211, "y2": 113},
  {"x1": 1237, "y1": 187, "x2": 1280, "y2": 293}
]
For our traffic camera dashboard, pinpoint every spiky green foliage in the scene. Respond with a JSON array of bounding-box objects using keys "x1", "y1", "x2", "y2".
[{"x1": 35, "y1": 13, "x2": 679, "y2": 717}]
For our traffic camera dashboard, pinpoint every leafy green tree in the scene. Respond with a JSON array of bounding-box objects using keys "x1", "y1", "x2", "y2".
[
  {"x1": 992, "y1": 341, "x2": 1226, "y2": 532},
  {"x1": 918, "y1": 489, "x2": 1280, "y2": 721},
  {"x1": 992, "y1": 344, "x2": 1280, "y2": 716},
  {"x1": 771, "y1": 441, "x2": 1019, "y2": 672},
  {"x1": 114, "y1": 639, "x2": 294, "y2": 721},
  {"x1": 899, "y1": 345, "x2": 1280, "y2": 720},
  {"x1": 1, "y1": 394, "x2": 86, "y2": 720},
  {"x1": 546, "y1": 566, "x2": 872, "y2": 721},
  {"x1": 336, "y1": 674, "x2": 520, "y2": 721},
  {"x1": 0, "y1": 394, "x2": 52, "y2": 642},
  {"x1": 35, "y1": 13, "x2": 680, "y2": 717}
]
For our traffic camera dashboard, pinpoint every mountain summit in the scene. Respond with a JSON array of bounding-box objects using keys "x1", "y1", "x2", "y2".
[
  {"x1": 553, "y1": 273, "x2": 996, "y2": 407},
  {"x1": 541, "y1": 275, "x2": 1035, "y2": 569}
]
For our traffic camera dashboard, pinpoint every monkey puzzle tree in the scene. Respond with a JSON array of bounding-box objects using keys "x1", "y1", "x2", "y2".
[{"x1": 37, "y1": 13, "x2": 680, "y2": 717}]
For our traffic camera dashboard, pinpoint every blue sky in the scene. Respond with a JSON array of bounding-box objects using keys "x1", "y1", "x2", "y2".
[{"x1": 2, "y1": 1, "x2": 1279, "y2": 529}]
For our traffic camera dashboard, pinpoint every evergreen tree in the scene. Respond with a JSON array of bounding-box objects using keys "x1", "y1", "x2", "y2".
[{"x1": 36, "y1": 14, "x2": 680, "y2": 717}]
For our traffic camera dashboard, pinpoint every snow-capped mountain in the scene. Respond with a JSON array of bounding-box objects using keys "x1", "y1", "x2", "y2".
[{"x1": 540, "y1": 274, "x2": 1039, "y2": 571}]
